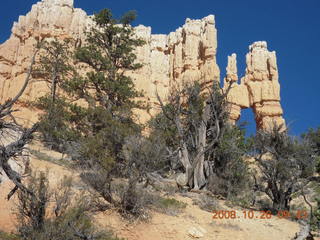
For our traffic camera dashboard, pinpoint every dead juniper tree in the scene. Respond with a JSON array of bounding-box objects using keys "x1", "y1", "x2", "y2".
[
  {"x1": 0, "y1": 48, "x2": 39, "y2": 200},
  {"x1": 156, "y1": 81, "x2": 243, "y2": 191}
]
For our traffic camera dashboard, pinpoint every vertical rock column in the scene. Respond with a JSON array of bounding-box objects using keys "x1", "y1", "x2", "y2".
[
  {"x1": 166, "y1": 15, "x2": 220, "y2": 88},
  {"x1": 132, "y1": 15, "x2": 220, "y2": 122},
  {"x1": 223, "y1": 53, "x2": 250, "y2": 124},
  {"x1": 243, "y1": 41, "x2": 286, "y2": 130}
]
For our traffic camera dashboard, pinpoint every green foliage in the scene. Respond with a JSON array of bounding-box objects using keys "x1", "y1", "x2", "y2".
[
  {"x1": 76, "y1": 106, "x2": 141, "y2": 169},
  {"x1": 157, "y1": 198, "x2": 187, "y2": 209},
  {"x1": 35, "y1": 95, "x2": 79, "y2": 152},
  {"x1": 252, "y1": 126, "x2": 316, "y2": 211},
  {"x1": 67, "y1": 8, "x2": 145, "y2": 111},
  {"x1": 208, "y1": 125, "x2": 251, "y2": 198},
  {"x1": 150, "y1": 81, "x2": 250, "y2": 194},
  {"x1": 33, "y1": 38, "x2": 78, "y2": 152},
  {"x1": 148, "y1": 106, "x2": 179, "y2": 150},
  {"x1": 312, "y1": 198, "x2": 320, "y2": 231},
  {"x1": 119, "y1": 178, "x2": 149, "y2": 220},
  {"x1": 34, "y1": 8, "x2": 146, "y2": 174},
  {"x1": 302, "y1": 127, "x2": 320, "y2": 154},
  {"x1": 152, "y1": 197, "x2": 187, "y2": 215},
  {"x1": 19, "y1": 206, "x2": 119, "y2": 240},
  {"x1": 16, "y1": 172, "x2": 118, "y2": 240},
  {"x1": 316, "y1": 156, "x2": 320, "y2": 175},
  {"x1": 302, "y1": 127, "x2": 320, "y2": 173},
  {"x1": 148, "y1": 81, "x2": 207, "y2": 170},
  {"x1": 62, "y1": 9, "x2": 145, "y2": 169},
  {"x1": 0, "y1": 231, "x2": 19, "y2": 240},
  {"x1": 122, "y1": 135, "x2": 169, "y2": 177},
  {"x1": 34, "y1": 39, "x2": 74, "y2": 87}
]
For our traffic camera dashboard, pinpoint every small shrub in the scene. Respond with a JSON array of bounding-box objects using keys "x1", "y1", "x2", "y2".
[
  {"x1": 0, "y1": 231, "x2": 19, "y2": 240},
  {"x1": 80, "y1": 171, "x2": 114, "y2": 206},
  {"x1": 152, "y1": 197, "x2": 187, "y2": 216},
  {"x1": 82, "y1": 171, "x2": 151, "y2": 220},
  {"x1": 193, "y1": 194, "x2": 220, "y2": 212},
  {"x1": 17, "y1": 171, "x2": 50, "y2": 233},
  {"x1": 16, "y1": 172, "x2": 117, "y2": 240},
  {"x1": 119, "y1": 178, "x2": 150, "y2": 220},
  {"x1": 311, "y1": 182, "x2": 320, "y2": 202},
  {"x1": 215, "y1": 223, "x2": 242, "y2": 231},
  {"x1": 302, "y1": 127, "x2": 320, "y2": 174}
]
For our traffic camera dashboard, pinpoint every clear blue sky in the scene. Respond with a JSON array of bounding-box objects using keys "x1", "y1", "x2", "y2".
[{"x1": 1, "y1": 0, "x2": 319, "y2": 136}]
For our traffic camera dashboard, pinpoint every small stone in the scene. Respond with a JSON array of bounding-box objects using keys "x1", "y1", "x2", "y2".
[{"x1": 188, "y1": 226, "x2": 206, "y2": 238}]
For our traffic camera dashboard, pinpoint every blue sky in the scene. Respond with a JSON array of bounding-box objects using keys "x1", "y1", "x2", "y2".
[{"x1": 1, "y1": 0, "x2": 319, "y2": 135}]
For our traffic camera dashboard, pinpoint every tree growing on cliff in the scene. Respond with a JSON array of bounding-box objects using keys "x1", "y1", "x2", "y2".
[{"x1": 251, "y1": 125, "x2": 316, "y2": 211}]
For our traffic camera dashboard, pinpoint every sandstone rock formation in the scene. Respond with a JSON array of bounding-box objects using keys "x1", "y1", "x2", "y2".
[
  {"x1": 0, "y1": 0, "x2": 91, "y2": 105},
  {"x1": 0, "y1": 0, "x2": 285, "y2": 130},
  {"x1": 132, "y1": 15, "x2": 220, "y2": 121},
  {"x1": 224, "y1": 41, "x2": 285, "y2": 130}
]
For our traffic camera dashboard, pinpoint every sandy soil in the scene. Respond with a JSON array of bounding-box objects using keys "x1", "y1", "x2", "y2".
[
  {"x1": 0, "y1": 146, "x2": 312, "y2": 240},
  {"x1": 96, "y1": 195, "x2": 301, "y2": 240}
]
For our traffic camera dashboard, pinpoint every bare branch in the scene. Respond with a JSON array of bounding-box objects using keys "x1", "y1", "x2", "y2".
[{"x1": 0, "y1": 48, "x2": 39, "y2": 118}]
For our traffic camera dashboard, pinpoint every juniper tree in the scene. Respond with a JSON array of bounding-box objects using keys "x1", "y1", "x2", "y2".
[
  {"x1": 302, "y1": 127, "x2": 320, "y2": 173},
  {"x1": 155, "y1": 81, "x2": 249, "y2": 192},
  {"x1": 252, "y1": 125, "x2": 315, "y2": 211}
]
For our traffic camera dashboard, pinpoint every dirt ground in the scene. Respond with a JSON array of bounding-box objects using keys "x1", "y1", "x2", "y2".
[
  {"x1": 96, "y1": 195, "x2": 301, "y2": 240},
  {"x1": 0, "y1": 147, "x2": 314, "y2": 240}
]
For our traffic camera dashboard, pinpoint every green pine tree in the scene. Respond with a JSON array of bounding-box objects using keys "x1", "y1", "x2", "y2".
[
  {"x1": 34, "y1": 39, "x2": 78, "y2": 152},
  {"x1": 61, "y1": 9, "x2": 146, "y2": 169}
]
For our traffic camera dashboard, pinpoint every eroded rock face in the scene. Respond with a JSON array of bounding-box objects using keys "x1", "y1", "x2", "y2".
[
  {"x1": 224, "y1": 41, "x2": 285, "y2": 130},
  {"x1": 245, "y1": 42, "x2": 285, "y2": 130},
  {"x1": 0, "y1": 0, "x2": 285, "y2": 130},
  {"x1": 130, "y1": 15, "x2": 220, "y2": 122},
  {"x1": 0, "y1": 0, "x2": 92, "y2": 104}
]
